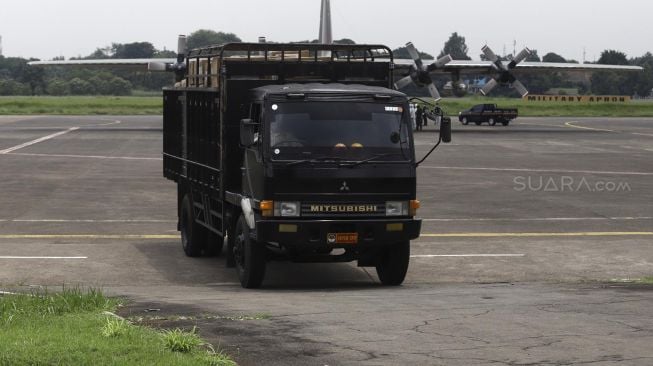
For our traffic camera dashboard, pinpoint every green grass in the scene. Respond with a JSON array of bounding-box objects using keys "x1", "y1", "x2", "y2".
[
  {"x1": 431, "y1": 97, "x2": 653, "y2": 117},
  {"x1": 638, "y1": 277, "x2": 653, "y2": 284},
  {"x1": 0, "y1": 288, "x2": 236, "y2": 366},
  {"x1": 0, "y1": 96, "x2": 162, "y2": 115}
]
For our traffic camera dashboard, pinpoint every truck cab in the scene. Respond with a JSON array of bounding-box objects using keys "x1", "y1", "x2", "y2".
[{"x1": 238, "y1": 84, "x2": 421, "y2": 286}]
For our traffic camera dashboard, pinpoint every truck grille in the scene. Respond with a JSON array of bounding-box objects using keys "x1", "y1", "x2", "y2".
[{"x1": 301, "y1": 202, "x2": 386, "y2": 218}]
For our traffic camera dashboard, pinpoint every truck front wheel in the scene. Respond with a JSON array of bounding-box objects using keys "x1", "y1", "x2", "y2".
[
  {"x1": 461, "y1": 117, "x2": 469, "y2": 125},
  {"x1": 489, "y1": 118, "x2": 496, "y2": 126},
  {"x1": 180, "y1": 195, "x2": 204, "y2": 257},
  {"x1": 234, "y1": 215, "x2": 267, "y2": 288},
  {"x1": 376, "y1": 241, "x2": 410, "y2": 286}
]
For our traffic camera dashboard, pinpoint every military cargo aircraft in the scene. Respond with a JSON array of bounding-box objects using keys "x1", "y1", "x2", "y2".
[{"x1": 29, "y1": 0, "x2": 642, "y2": 101}]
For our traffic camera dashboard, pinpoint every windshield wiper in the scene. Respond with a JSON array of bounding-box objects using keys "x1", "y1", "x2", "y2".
[
  {"x1": 343, "y1": 153, "x2": 403, "y2": 168},
  {"x1": 285, "y1": 156, "x2": 346, "y2": 167}
]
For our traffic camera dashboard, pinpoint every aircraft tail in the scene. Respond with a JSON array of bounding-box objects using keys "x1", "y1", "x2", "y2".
[{"x1": 319, "y1": 0, "x2": 333, "y2": 44}]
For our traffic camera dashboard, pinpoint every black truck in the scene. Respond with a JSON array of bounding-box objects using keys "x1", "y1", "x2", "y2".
[
  {"x1": 458, "y1": 104, "x2": 518, "y2": 126},
  {"x1": 163, "y1": 43, "x2": 450, "y2": 288}
]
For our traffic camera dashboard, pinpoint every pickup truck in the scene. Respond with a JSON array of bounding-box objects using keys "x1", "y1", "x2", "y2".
[{"x1": 458, "y1": 104, "x2": 518, "y2": 126}]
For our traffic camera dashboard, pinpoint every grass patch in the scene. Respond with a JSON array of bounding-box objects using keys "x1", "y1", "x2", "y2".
[
  {"x1": 637, "y1": 277, "x2": 653, "y2": 284},
  {"x1": 0, "y1": 96, "x2": 162, "y2": 115},
  {"x1": 430, "y1": 97, "x2": 653, "y2": 117},
  {"x1": 163, "y1": 327, "x2": 204, "y2": 353},
  {"x1": 0, "y1": 288, "x2": 236, "y2": 366}
]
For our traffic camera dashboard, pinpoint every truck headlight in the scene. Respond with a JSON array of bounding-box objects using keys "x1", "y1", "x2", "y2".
[
  {"x1": 274, "y1": 202, "x2": 301, "y2": 217},
  {"x1": 385, "y1": 201, "x2": 408, "y2": 216}
]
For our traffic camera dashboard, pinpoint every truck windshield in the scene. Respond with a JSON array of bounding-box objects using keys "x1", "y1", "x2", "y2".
[{"x1": 267, "y1": 101, "x2": 412, "y2": 162}]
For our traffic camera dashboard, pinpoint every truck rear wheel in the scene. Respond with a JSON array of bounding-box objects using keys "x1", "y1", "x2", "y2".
[
  {"x1": 234, "y1": 215, "x2": 267, "y2": 289},
  {"x1": 489, "y1": 118, "x2": 496, "y2": 126},
  {"x1": 375, "y1": 241, "x2": 410, "y2": 286},
  {"x1": 180, "y1": 195, "x2": 204, "y2": 257}
]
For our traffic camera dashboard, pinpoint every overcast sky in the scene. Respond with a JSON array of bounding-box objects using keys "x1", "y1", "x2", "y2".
[{"x1": 1, "y1": 0, "x2": 651, "y2": 61}]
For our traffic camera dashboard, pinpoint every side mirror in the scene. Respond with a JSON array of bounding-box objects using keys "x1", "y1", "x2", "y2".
[
  {"x1": 240, "y1": 118, "x2": 258, "y2": 147},
  {"x1": 440, "y1": 117, "x2": 452, "y2": 143}
]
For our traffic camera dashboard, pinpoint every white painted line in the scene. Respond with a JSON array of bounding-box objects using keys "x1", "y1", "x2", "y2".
[
  {"x1": 420, "y1": 166, "x2": 653, "y2": 176},
  {"x1": 412, "y1": 254, "x2": 525, "y2": 258},
  {"x1": 422, "y1": 217, "x2": 653, "y2": 222},
  {"x1": 6, "y1": 152, "x2": 162, "y2": 161},
  {"x1": 0, "y1": 256, "x2": 87, "y2": 259},
  {"x1": 8, "y1": 219, "x2": 174, "y2": 223},
  {"x1": 564, "y1": 121, "x2": 615, "y2": 133},
  {"x1": 0, "y1": 127, "x2": 79, "y2": 154},
  {"x1": 632, "y1": 133, "x2": 653, "y2": 137}
]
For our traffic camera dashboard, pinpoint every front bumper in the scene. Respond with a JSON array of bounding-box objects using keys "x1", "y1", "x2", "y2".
[{"x1": 255, "y1": 218, "x2": 422, "y2": 247}]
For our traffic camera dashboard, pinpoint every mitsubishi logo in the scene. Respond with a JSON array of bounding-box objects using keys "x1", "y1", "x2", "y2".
[{"x1": 339, "y1": 181, "x2": 350, "y2": 192}]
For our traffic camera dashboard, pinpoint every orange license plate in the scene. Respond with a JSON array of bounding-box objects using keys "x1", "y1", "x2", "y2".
[{"x1": 327, "y1": 233, "x2": 358, "y2": 244}]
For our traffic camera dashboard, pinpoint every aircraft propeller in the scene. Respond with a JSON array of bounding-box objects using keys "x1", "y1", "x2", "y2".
[
  {"x1": 147, "y1": 35, "x2": 188, "y2": 82},
  {"x1": 394, "y1": 42, "x2": 452, "y2": 101},
  {"x1": 480, "y1": 45, "x2": 532, "y2": 97}
]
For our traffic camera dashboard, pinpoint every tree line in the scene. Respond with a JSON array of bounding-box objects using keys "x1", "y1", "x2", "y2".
[{"x1": 0, "y1": 30, "x2": 651, "y2": 97}]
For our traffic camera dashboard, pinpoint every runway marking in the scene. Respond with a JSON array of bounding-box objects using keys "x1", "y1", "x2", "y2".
[
  {"x1": 421, "y1": 232, "x2": 653, "y2": 238},
  {"x1": 412, "y1": 254, "x2": 525, "y2": 258},
  {"x1": 6, "y1": 152, "x2": 162, "y2": 161},
  {"x1": 420, "y1": 166, "x2": 653, "y2": 176},
  {"x1": 0, "y1": 235, "x2": 179, "y2": 240},
  {"x1": 422, "y1": 217, "x2": 653, "y2": 222},
  {"x1": 564, "y1": 121, "x2": 615, "y2": 133},
  {"x1": 0, "y1": 256, "x2": 87, "y2": 259},
  {"x1": 632, "y1": 133, "x2": 653, "y2": 137},
  {"x1": 5, "y1": 219, "x2": 175, "y2": 223},
  {"x1": 0, "y1": 127, "x2": 79, "y2": 154}
]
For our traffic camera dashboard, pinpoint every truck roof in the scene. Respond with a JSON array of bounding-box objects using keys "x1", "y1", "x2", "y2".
[{"x1": 250, "y1": 83, "x2": 406, "y2": 100}]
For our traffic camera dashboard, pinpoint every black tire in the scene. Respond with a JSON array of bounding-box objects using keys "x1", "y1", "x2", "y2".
[
  {"x1": 488, "y1": 118, "x2": 496, "y2": 126},
  {"x1": 502, "y1": 120, "x2": 510, "y2": 126},
  {"x1": 234, "y1": 215, "x2": 267, "y2": 289},
  {"x1": 461, "y1": 117, "x2": 469, "y2": 125},
  {"x1": 375, "y1": 241, "x2": 410, "y2": 286},
  {"x1": 180, "y1": 195, "x2": 203, "y2": 258}
]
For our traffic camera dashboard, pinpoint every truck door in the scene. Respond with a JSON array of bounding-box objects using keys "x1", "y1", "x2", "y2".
[{"x1": 242, "y1": 102, "x2": 265, "y2": 198}]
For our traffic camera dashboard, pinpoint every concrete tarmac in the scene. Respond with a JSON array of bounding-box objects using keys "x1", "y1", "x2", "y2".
[{"x1": 0, "y1": 115, "x2": 652, "y2": 365}]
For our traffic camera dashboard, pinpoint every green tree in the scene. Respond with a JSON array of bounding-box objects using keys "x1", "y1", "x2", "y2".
[
  {"x1": 542, "y1": 52, "x2": 567, "y2": 63},
  {"x1": 47, "y1": 79, "x2": 69, "y2": 96},
  {"x1": 187, "y1": 30, "x2": 242, "y2": 49},
  {"x1": 334, "y1": 38, "x2": 356, "y2": 45},
  {"x1": 393, "y1": 46, "x2": 433, "y2": 60},
  {"x1": 597, "y1": 50, "x2": 629, "y2": 65},
  {"x1": 112, "y1": 42, "x2": 156, "y2": 59},
  {"x1": 591, "y1": 49, "x2": 631, "y2": 95},
  {"x1": 68, "y1": 78, "x2": 95, "y2": 95},
  {"x1": 439, "y1": 32, "x2": 471, "y2": 60},
  {"x1": 106, "y1": 77, "x2": 132, "y2": 95}
]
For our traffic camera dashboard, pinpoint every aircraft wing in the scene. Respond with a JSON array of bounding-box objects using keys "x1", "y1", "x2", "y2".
[
  {"x1": 27, "y1": 59, "x2": 177, "y2": 70},
  {"x1": 393, "y1": 58, "x2": 643, "y2": 74}
]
